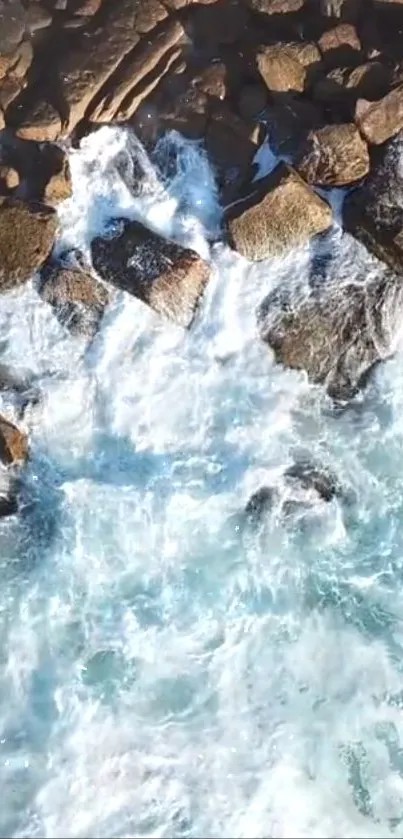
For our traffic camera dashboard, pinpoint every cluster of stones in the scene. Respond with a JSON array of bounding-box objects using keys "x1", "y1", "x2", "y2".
[{"x1": 2, "y1": 0, "x2": 403, "y2": 516}]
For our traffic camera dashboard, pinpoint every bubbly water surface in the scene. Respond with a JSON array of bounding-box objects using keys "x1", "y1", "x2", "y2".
[{"x1": 1, "y1": 127, "x2": 403, "y2": 838}]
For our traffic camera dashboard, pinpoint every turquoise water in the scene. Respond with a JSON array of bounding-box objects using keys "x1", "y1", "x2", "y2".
[{"x1": 1, "y1": 128, "x2": 403, "y2": 837}]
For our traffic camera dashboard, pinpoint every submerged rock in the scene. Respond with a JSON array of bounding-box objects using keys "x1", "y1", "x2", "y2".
[
  {"x1": 258, "y1": 245, "x2": 403, "y2": 400},
  {"x1": 0, "y1": 198, "x2": 57, "y2": 292},
  {"x1": 245, "y1": 459, "x2": 343, "y2": 525},
  {"x1": 91, "y1": 219, "x2": 210, "y2": 328},
  {"x1": 227, "y1": 163, "x2": 332, "y2": 261},
  {"x1": 38, "y1": 260, "x2": 110, "y2": 339}
]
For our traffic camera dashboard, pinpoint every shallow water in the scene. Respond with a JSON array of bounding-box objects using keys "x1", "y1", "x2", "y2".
[{"x1": 1, "y1": 126, "x2": 403, "y2": 838}]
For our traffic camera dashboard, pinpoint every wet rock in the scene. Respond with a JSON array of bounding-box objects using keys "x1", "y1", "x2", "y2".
[
  {"x1": 14, "y1": 100, "x2": 62, "y2": 143},
  {"x1": 284, "y1": 460, "x2": 341, "y2": 502},
  {"x1": 196, "y1": 64, "x2": 227, "y2": 101},
  {"x1": 0, "y1": 468, "x2": 19, "y2": 518},
  {"x1": 205, "y1": 106, "x2": 260, "y2": 189},
  {"x1": 0, "y1": 198, "x2": 57, "y2": 292},
  {"x1": 245, "y1": 485, "x2": 275, "y2": 522},
  {"x1": 355, "y1": 85, "x2": 403, "y2": 145},
  {"x1": 257, "y1": 42, "x2": 321, "y2": 94},
  {"x1": 0, "y1": 414, "x2": 28, "y2": 465},
  {"x1": 266, "y1": 99, "x2": 324, "y2": 155},
  {"x1": 226, "y1": 162, "x2": 332, "y2": 261},
  {"x1": 258, "y1": 249, "x2": 403, "y2": 399},
  {"x1": 344, "y1": 132, "x2": 403, "y2": 274},
  {"x1": 244, "y1": 460, "x2": 342, "y2": 525},
  {"x1": 91, "y1": 219, "x2": 210, "y2": 328},
  {"x1": 296, "y1": 123, "x2": 369, "y2": 186},
  {"x1": 42, "y1": 150, "x2": 72, "y2": 206},
  {"x1": 38, "y1": 260, "x2": 109, "y2": 339}
]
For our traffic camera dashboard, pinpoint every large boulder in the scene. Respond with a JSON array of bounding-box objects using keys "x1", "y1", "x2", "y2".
[
  {"x1": 226, "y1": 163, "x2": 332, "y2": 261},
  {"x1": 91, "y1": 219, "x2": 210, "y2": 328},
  {"x1": 257, "y1": 42, "x2": 321, "y2": 94},
  {"x1": 355, "y1": 85, "x2": 403, "y2": 145},
  {"x1": 0, "y1": 198, "x2": 57, "y2": 292},
  {"x1": 344, "y1": 132, "x2": 403, "y2": 274},
  {"x1": 38, "y1": 260, "x2": 110, "y2": 339},
  {"x1": 258, "y1": 235, "x2": 403, "y2": 400},
  {"x1": 296, "y1": 123, "x2": 370, "y2": 186}
]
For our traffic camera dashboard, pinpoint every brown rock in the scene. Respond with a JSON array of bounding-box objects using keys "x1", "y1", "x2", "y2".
[
  {"x1": 14, "y1": 100, "x2": 62, "y2": 142},
  {"x1": 0, "y1": 165, "x2": 19, "y2": 190},
  {"x1": 91, "y1": 220, "x2": 210, "y2": 329},
  {"x1": 0, "y1": 198, "x2": 57, "y2": 292},
  {"x1": 25, "y1": 4, "x2": 53, "y2": 32},
  {"x1": 196, "y1": 64, "x2": 227, "y2": 100},
  {"x1": 355, "y1": 86, "x2": 403, "y2": 145},
  {"x1": 313, "y1": 61, "x2": 390, "y2": 114},
  {"x1": 0, "y1": 77, "x2": 23, "y2": 111},
  {"x1": 43, "y1": 154, "x2": 72, "y2": 206},
  {"x1": 88, "y1": 19, "x2": 185, "y2": 124},
  {"x1": 296, "y1": 123, "x2": 370, "y2": 186},
  {"x1": 226, "y1": 162, "x2": 332, "y2": 261},
  {"x1": 257, "y1": 42, "x2": 320, "y2": 94},
  {"x1": 75, "y1": 0, "x2": 103, "y2": 14},
  {"x1": 38, "y1": 261, "x2": 109, "y2": 339},
  {"x1": 0, "y1": 415, "x2": 28, "y2": 465},
  {"x1": 0, "y1": 0, "x2": 26, "y2": 54},
  {"x1": 318, "y1": 23, "x2": 361, "y2": 67}
]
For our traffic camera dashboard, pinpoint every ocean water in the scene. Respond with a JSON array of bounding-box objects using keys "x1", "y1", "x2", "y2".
[{"x1": 1, "y1": 126, "x2": 403, "y2": 838}]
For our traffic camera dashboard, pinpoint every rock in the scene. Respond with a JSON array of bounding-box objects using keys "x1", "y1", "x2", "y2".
[
  {"x1": 247, "y1": 0, "x2": 305, "y2": 12},
  {"x1": 43, "y1": 151, "x2": 72, "y2": 206},
  {"x1": 296, "y1": 123, "x2": 370, "y2": 186},
  {"x1": 355, "y1": 85, "x2": 403, "y2": 145},
  {"x1": 257, "y1": 42, "x2": 321, "y2": 93},
  {"x1": 38, "y1": 260, "x2": 109, "y2": 339},
  {"x1": 196, "y1": 64, "x2": 227, "y2": 101},
  {"x1": 0, "y1": 468, "x2": 19, "y2": 518},
  {"x1": 344, "y1": 132, "x2": 403, "y2": 274},
  {"x1": 318, "y1": 23, "x2": 361, "y2": 67},
  {"x1": 0, "y1": 415, "x2": 28, "y2": 465},
  {"x1": 205, "y1": 106, "x2": 260, "y2": 189},
  {"x1": 319, "y1": 0, "x2": 362, "y2": 18},
  {"x1": 0, "y1": 165, "x2": 19, "y2": 191},
  {"x1": 226, "y1": 163, "x2": 332, "y2": 261},
  {"x1": 14, "y1": 100, "x2": 62, "y2": 143},
  {"x1": 0, "y1": 0, "x2": 26, "y2": 54},
  {"x1": 238, "y1": 83, "x2": 268, "y2": 121},
  {"x1": 258, "y1": 241, "x2": 403, "y2": 399},
  {"x1": 284, "y1": 461, "x2": 341, "y2": 502},
  {"x1": 25, "y1": 4, "x2": 53, "y2": 32},
  {"x1": 266, "y1": 99, "x2": 324, "y2": 154},
  {"x1": 187, "y1": 0, "x2": 248, "y2": 47},
  {"x1": 91, "y1": 219, "x2": 210, "y2": 328},
  {"x1": 313, "y1": 62, "x2": 390, "y2": 118},
  {"x1": 0, "y1": 198, "x2": 57, "y2": 292},
  {"x1": 88, "y1": 19, "x2": 185, "y2": 124},
  {"x1": 244, "y1": 460, "x2": 342, "y2": 525},
  {"x1": 75, "y1": 0, "x2": 103, "y2": 14},
  {"x1": 245, "y1": 486, "x2": 275, "y2": 522}
]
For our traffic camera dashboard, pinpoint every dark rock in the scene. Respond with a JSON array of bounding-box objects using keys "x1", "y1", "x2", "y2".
[
  {"x1": 265, "y1": 99, "x2": 324, "y2": 155},
  {"x1": 245, "y1": 485, "x2": 275, "y2": 522},
  {"x1": 205, "y1": 105, "x2": 260, "y2": 189},
  {"x1": 318, "y1": 23, "x2": 362, "y2": 68},
  {"x1": 196, "y1": 64, "x2": 227, "y2": 101},
  {"x1": 355, "y1": 85, "x2": 403, "y2": 145},
  {"x1": 14, "y1": 100, "x2": 62, "y2": 143},
  {"x1": 0, "y1": 0, "x2": 26, "y2": 55},
  {"x1": 284, "y1": 460, "x2": 341, "y2": 501},
  {"x1": 38, "y1": 260, "x2": 110, "y2": 339},
  {"x1": 344, "y1": 132, "x2": 403, "y2": 273},
  {"x1": 227, "y1": 162, "x2": 332, "y2": 261},
  {"x1": 296, "y1": 123, "x2": 369, "y2": 186},
  {"x1": 91, "y1": 219, "x2": 210, "y2": 328},
  {"x1": 0, "y1": 198, "x2": 57, "y2": 292},
  {"x1": 258, "y1": 239, "x2": 403, "y2": 399},
  {"x1": 238, "y1": 83, "x2": 268, "y2": 120},
  {"x1": 319, "y1": 0, "x2": 362, "y2": 19},
  {"x1": 313, "y1": 62, "x2": 391, "y2": 116},
  {"x1": 0, "y1": 414, "x2": 28, "y2": 465},
  {"x1": 247, "y1": 0, "x2": 305, "y2": 12}
]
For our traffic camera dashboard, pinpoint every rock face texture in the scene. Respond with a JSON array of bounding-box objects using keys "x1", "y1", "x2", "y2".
[
  {"x1": 296, "y1": 123, "x2": 369, "y2": 186},
  {"x1": 0, "y1": 198, "x2": 57, "y2": 292},
  {"x1": 0, "y1": 415, "x2": 28, "y2": 465},
  {"x1": 91, "y1": 220, "x2": 211, "y2": 328},
  {"x1": 227, "y1": 163, "x2": 332, "y2": 261},
  {"x1": 38, "y1": 260, "x2": 110, "y2": 339}
]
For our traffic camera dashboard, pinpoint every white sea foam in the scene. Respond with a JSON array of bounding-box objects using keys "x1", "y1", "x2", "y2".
[{"x1": 1, "y1": 126, "x2": 403, "y2": 838}]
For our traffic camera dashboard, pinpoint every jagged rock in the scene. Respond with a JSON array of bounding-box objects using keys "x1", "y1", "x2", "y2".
[
  {"x1": 0, "y1": 198, "x2": 57, "y2": 292},
  {"x1": 91, "y1": 219, "x2": 210, "y2": 328},
  {"x1": 0, "y1": 415, "x2": 28, "y2": 465},
  {"x1": 258, "y1": 243, "x2": 403, "y2": 399},
  {"x1": 296, "y1": 123, "x2": 369, "y2": 186},
  {"x1": 355, "y1": 85, "x2": 403, "y2": 145},
  {"x1": 257, "y1": 42, "x2": 321, "y2": 94},
  {"x1": 38, "y1": 260, "x2": 109, "y2": 339},
  {"x1": 226, "y1": 163, "x2": 332, "y2": 261},
  {"x1": 285, "y1": 461, "x2": 341, "y2": 502},
  {"x1": 88, "y1": 19, "x2": 185, "y2": 124},
  {"x1": 244, "y1": 460, "x2": 343, "y2": 525},
  {"x1": 318, "y1": 23, "x2": 361, "y2": 67},
  {"x1": 205, "y1": 106, "x2": 260, "y2": 189},
  {"x1": 344, "y1": 132, "x2": 403, "y2": 273}
]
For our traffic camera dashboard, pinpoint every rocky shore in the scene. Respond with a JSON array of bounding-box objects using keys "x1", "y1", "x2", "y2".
[{"x1": 2, "y1": 0, "x2": 403, "y2": 516}]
